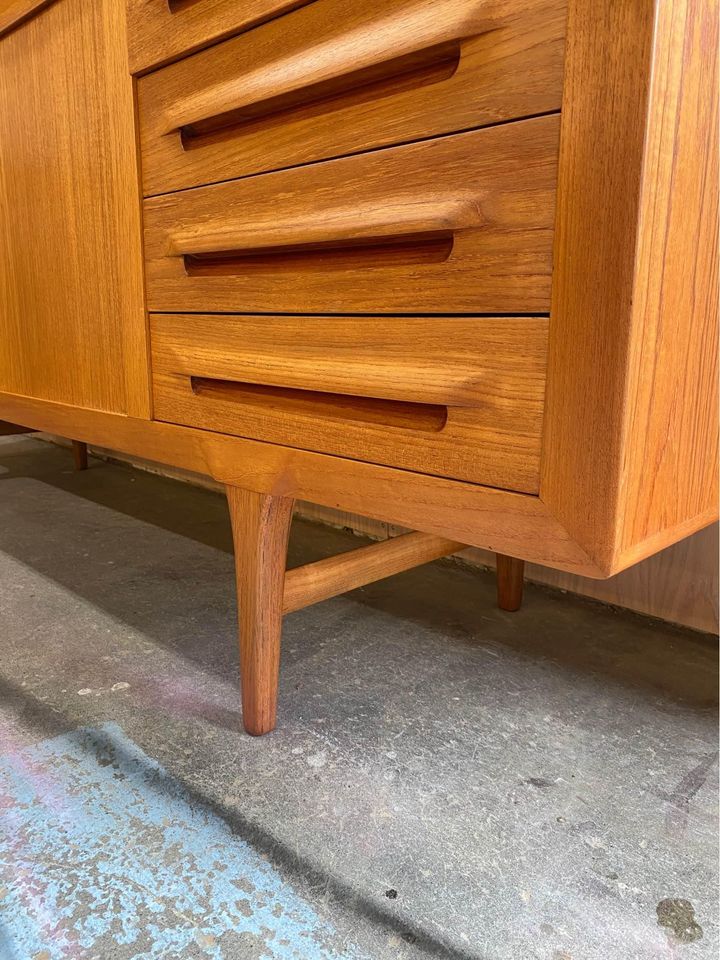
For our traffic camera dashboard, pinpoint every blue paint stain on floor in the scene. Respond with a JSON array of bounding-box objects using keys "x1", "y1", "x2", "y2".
[{"x1": 0, "y1": 723, "x2": 365, "y2": 959}]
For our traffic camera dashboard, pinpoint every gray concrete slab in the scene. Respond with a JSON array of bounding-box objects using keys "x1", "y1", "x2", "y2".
[{"x1": 0, "y1": 435, "x2": 717, "y2": 960}]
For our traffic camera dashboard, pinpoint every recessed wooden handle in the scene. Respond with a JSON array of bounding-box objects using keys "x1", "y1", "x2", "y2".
[
  {"x1": 165, "y1": 197, "x2": 477, "y2": 260},
  {"x1": 190, "y1": 377, "x2": 449, "y2": 433},
  {"x1": 179, "y1": 42, "x2": 462, "y2": 148},
  {"x1": 182, "y1": 232, "x2": 454, "y2": 276},
  {"x1": 166, "y1": 0, "x2": 198, "y2": 13},
  {"x1": 160, "y1": 0, "x2": 505, "y2": 136}
]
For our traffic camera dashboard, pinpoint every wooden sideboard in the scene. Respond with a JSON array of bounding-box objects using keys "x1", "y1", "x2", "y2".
[{"x1": 0, "y1": 0, "x2": 717, "y2": 734}]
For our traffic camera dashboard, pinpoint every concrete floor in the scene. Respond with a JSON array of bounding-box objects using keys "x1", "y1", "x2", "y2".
[{"x1": 0, "y1": 435, "x2": 717, "y2": 960}]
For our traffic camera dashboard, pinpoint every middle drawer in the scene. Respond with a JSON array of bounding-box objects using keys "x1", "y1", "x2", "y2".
[{"x1": 144, "y1": 115, "x2": 559, "y2": 315}]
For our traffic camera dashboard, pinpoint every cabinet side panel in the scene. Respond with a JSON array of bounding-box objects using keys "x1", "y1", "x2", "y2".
[
  {"x1": 542, "y1": 0, "x2": 717, "y2": 572},
  {"x1": 540, "y1": 0, "x2": 657, "y2": 568},
  {"x1": 618, "y1": 0, "x2": 719, "y2": 557},
  {"x1": 0, "y1": 0, "x2": 149, "y2": 416}
]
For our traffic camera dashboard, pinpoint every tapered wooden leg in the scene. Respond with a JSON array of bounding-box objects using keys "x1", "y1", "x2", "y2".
[
  {"x1": 226, "y1": 486, "x2": 295, "y2": 736},
  {"x1": 496, "y1": 554, "x2": 524, "y2": 611},
  {"x1": 72, "y1": 440, "x2": 88, "y2": 471}
]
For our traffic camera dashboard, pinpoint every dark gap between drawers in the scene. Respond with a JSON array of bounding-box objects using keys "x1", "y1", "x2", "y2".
[
  {"x1": 150, "y1": 311, "x2": 551, "y2": 319},
  {"x1": 144, "y1": 110, "x2": 562, "y2": 200}
]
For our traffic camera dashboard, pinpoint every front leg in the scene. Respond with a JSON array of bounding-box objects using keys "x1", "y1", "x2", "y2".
[{"x1": 226, "y1": 486, "x2": 295, "y2": 736}]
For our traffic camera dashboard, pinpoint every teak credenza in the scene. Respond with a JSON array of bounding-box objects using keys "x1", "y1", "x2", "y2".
[{"x1": 0, "y1": 0, "x2": 717, "y2": 734}]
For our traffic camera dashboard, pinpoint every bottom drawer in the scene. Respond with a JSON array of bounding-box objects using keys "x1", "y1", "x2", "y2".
[{"x1": 150, "y1": 314, "x2": 548, "y2": 493}]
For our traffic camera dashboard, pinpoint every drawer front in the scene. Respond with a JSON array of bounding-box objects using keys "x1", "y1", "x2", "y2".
[
  {"x1": 127, "y1": 0, "x2": 312, "y2": 74},
  {"x1": 150, "y1": 314, "x2": 549, "y2": 492},
  {"x1": 144, "y1": 116, "x2": 560, "y2": 315},
  {"x1": 137, "y1": 0, "x2": 566, "y2": 196}
]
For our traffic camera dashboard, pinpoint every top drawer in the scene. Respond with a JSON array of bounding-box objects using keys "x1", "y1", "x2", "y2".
[
  {"x1": 127, "y1": 0, "x2": 313, "y2": 74},
  {"x1": 137, "y1": 0, "x2": 566, "y2": 196}
]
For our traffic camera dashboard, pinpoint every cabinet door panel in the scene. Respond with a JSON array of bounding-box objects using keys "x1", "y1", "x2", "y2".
[{"x1": 0, "y1": 0, "x2": 149, "y2": 416}]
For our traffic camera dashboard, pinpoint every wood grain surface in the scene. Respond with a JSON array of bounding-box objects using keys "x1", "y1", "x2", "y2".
[
  {"x1": 137, "y1": 0, "x2": 565, "y2": 194},
  {"x1": 150, "y1": 313, "x2": 549, "y2": 491},
  {"x1": 617, "y1": 0, "x2": 719, "y2": 561},
  {"x1": 541, "y1": 0, "x2": 718, "y2": 570},
  {"x1": 127, "y1": 0, "x2": 312, "y2": 74},
  {"x1": 0, "y1": 390, "x2": 603, "y2": 576},
  {"x1": 0, "y1": 0, "x2": 150, "y2": 416},
  {"x1": 227, "y1": 485, "x2": 295, "y2": 735},
  {"x1": 144, "y1": 116, "x2": 560, "y2": 315},
  {"x1": 496, "y1": 554, "x2": 525, "y2": 611},
  {"x1": 0, "y1": 0, "x2": 54, "y2": 36},
  {"x1": 283, "y1": 531, "x2": 464, "y2": 614},
  {"x1": 42, "y1": 442, "x2": 718, "y2": 634},
  {"x1": 2, "y1": 0, "x2": 716, "y2": 611}
]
